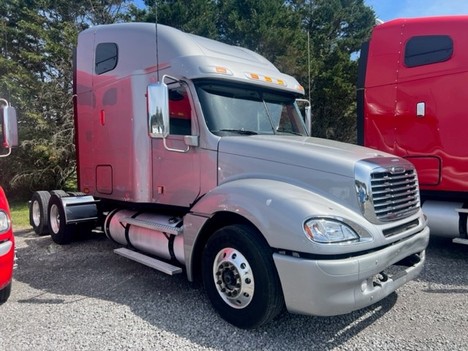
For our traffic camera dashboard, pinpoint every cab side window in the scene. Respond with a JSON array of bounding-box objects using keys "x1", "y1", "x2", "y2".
[
  {"x1": 405, "y1": 35, "x2": 453, "y2": 68},
  {"x1": 95, "y1": 43, "x2": 118, "y2": 75},
  {"x1": 169, "y1": 86, "x2": 192, "y2": 135}
]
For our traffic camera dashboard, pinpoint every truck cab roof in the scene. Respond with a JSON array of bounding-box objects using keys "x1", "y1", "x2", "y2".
[{"x1": 78, "y1": 22, "x2": 304, "y2": 95}]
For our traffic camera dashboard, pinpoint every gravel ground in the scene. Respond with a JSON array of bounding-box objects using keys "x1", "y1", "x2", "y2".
[{"x1": 0, "y1": 228, "x2": 467, "y2": 351}]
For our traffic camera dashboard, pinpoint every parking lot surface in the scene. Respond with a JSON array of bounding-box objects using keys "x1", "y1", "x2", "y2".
[{"x1": 0, "y1": 228, "x2": 467, "y2": 351}]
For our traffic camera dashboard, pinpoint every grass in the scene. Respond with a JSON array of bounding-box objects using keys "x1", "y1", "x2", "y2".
[{"x1": 9, "y1": 200, "x2": 31, "y2": 229}]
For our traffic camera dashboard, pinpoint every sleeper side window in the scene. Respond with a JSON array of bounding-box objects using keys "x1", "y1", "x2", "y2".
[
  {"x1": 405, "y1": 35, "x2": 453, "y2": 68},
  {"x1": 95, "y1": 43, "x2": 118, "y2": 75}
]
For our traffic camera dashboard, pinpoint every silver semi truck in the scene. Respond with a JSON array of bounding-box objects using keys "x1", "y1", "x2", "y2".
[{"x1": 29, "y1": 23, "x2": 430, "y2": 329}]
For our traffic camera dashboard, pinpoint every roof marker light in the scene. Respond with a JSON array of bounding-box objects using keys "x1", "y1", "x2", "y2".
[
  {"x1": 245, "y1": 72, "x2": 288, "y2": 87},
  {"x1": 296, "y1": 84, "x2": 305, "y2": 93},
  {"x1": 199, "y1": 66, "x2": 233, "y2": 76}
]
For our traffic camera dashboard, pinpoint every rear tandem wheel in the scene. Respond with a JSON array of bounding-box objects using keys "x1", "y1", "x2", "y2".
[
  {"x1": 29, "y1": 191, "x2": 51, "y2": 235},
  {"x1": 48, "y1": 194, "x2": 76, "y2": 245}
]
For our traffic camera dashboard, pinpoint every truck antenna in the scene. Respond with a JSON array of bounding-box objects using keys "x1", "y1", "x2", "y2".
[
  {"x1": 2, "y1": 20, "x2": 10, "y2": 101},
  {"x1": 154, "y1": 3, "x2": 160, "y2": 82},
  {"x1": 307, "y1": 31, "x2": 311, "y2": 103}
]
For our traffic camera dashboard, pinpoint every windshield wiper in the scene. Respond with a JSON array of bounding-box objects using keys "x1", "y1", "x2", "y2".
[
  {"x1": 216, "y1": 129, "x2": 258, "y2": 135},
  {"x1": 276, "y1": 129, "x2": 303, "y2": 136}
]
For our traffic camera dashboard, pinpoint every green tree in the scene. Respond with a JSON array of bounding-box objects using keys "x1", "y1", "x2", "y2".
[
  {"x1": 129, "y1": 0, "x2": 219, "y2": 38},
  {"x1": 215, "y1": 0, "x2": 306, "y2": 79},
  {"x1": 296, "y1": 0, "x2": 375, "y2": 141},
  {"x1": 130, "y1": 0, "x2": 375, "y2": 142},
  {"x1": 0, "y1": 0, "x2": 129, "y2": 199},
  {"x1": 0, "y1": 0, "x2": 72, "y2": 197},
  {"x1": 0, "y1": 0, "x2": 376, "y2": 200}
]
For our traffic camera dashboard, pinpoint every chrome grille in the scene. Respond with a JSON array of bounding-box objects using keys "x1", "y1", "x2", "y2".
[{"x1": 370, "y1": 168, "x2": 419, "y2": 222}]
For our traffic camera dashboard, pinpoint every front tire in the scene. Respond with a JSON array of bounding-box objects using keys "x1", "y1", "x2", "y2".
[
  {"x1": 30, "y1": 191, "x2": 51, "y2": 235},
  {"x1": 48, "y1": 194, "x2": 76, "y2": 245},
  {"x1": 202, "y1": 224, "x2": 284, "y2": 329},
  {"x1": 0, "y1": 282, "x2": 12, "y2": 304}
]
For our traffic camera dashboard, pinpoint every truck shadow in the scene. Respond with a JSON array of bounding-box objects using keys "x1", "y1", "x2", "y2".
[
  {"x1": 420, "y1": 236, "x2": 468, "y2": 294},
  {"x1": 13, "y1": 228, "x2": 399, "y2": 350}
]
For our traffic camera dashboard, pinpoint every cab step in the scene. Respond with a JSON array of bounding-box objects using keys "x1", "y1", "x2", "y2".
[
  {"x1": 455, "y1": 208, "x2": 468, "y2": 245},
  {"x1": 452, "y1": 238, "x2": 468, "y2": 246},
  {"x1": 114, "y1": 248, "x2": 182, "y2": 275}
]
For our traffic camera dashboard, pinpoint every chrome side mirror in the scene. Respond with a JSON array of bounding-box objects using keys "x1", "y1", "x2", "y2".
[
  {"x1": 147, "y1": 82, "x2": 170, "y2": 138},
  {"x1": 1, "y1": 99, "x2": 18, "y2": 150}
]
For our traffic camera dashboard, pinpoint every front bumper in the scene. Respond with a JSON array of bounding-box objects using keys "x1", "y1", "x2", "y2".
[
  {"x1": 0, "y1": 239, "x2": 15, "y2": 290},
  {"x1": 273, "y1": 226, "x2": 430, "y2": 316}
]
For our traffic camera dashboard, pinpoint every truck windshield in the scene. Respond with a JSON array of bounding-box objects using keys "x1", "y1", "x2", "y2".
[{"x1": 195, "y1": 82, "x2": 307, "y2": 136}]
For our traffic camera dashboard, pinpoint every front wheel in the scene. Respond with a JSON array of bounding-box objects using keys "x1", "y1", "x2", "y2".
[
  {"x1": 48, "y1": 194, "x2": 76, "y2": 245},
  {"x1": 202, "y1": 225, "x2": 284, "y2": 329},
  {"x1": 0, "y1": 282, "x2": 12, "y2": 304}
]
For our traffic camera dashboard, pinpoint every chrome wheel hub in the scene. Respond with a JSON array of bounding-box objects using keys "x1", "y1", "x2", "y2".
[
  {"x1": 49, "y1": 204, "x2": 60, "y2": 234},
  {"x1": 213, "y1": 248, "x2": 254, "y2": 309},
  {"x1": 32, "y1": 200, "x2": 41, "y2": 227}
]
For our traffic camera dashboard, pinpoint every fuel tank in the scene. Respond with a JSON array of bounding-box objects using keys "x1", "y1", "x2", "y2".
[{"x1": 104, "y1": 209, "x2": 185, "y2": 263}]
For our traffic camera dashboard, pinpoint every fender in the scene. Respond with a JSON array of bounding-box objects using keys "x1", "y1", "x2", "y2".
[
  {"x1": 58, "y1": 195, "x2": 99, "y2": 224},
  {"x1": 183, "y1": 179, "x2": 378, "y2": 273}
]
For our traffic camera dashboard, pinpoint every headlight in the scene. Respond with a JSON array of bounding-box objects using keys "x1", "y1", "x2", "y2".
[
  {"x1": 0, "y1": 210, "x2": 11, "y2": 233},
  {"x1": 303, "y1": 218, "x2": 359, "y2": 244}
]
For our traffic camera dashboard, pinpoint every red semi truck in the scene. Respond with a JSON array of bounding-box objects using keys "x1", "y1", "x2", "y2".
[
  {"x1": 30, "y1": 23, "x2": 429, "y2": 328},
  {"x1": 0, "y1": 98, "x2": 18, "y2": 303},
  {"x1": 358, "y1": 15, "x2": 468, "y2": 245}
]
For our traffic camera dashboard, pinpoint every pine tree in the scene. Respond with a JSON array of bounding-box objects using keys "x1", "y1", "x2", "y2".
[{"x1": 0, "y1": 0, "x2": 130, "y2": 199}]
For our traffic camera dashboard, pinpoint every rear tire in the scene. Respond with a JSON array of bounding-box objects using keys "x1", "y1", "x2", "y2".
[
  {"x1": 67, "y1": 191, "x2": 86, "y2": 197},
  {"x1": 50, "y1": 190, "x2": 69, "y2": 197},
  {"x1": 202, "y1": 224, "x2": 284, "y2": 329},
  {"x1": 0, "y1": 282, "x2": 12, "y2": 304},
  {"x1": 48, "y1": 194, "x2": 76, "y2": 245},
  {"x1": 29, "y1": 191, "x2": 51, "y2": 235}
]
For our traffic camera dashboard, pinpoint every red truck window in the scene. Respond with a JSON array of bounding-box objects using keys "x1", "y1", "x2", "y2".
[
  {"x1": 405, "y1": 35, "x2": 453, "y2": 68},
  {"x1": 169, "y1": 87, "x2": 191, "y2": 135}
]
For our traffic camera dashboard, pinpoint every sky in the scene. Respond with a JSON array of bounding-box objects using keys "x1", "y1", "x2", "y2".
[
  {"x1": 364, "y1": 0, "x2": 468, "y2": 21},
  {"x1": 133, "y1": 1, "x2": 468, "y2": 22}
]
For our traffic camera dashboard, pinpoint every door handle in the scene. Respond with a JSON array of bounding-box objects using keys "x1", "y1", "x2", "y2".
[{"x1": 416, "y1": 102, "x2": 425, "y2": 117}]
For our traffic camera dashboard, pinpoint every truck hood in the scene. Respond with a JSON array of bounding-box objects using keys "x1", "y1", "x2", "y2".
[
  {"x1": 218, "y1": 135, "x2": 388, "y2": 177},
  {"x1": 217, "y1": 135, "x2": 392, "y2": 212}
]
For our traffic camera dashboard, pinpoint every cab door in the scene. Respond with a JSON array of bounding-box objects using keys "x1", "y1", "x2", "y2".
[
  {"x1": 360, "y1": 23, "x2": 402, "y2": 154},
  {"x1": 151, "y1": 84, "x2": 201, "y2": 207},
  {"x1": 395, "y1": 21, "x2": 466, "y2": 189}
]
